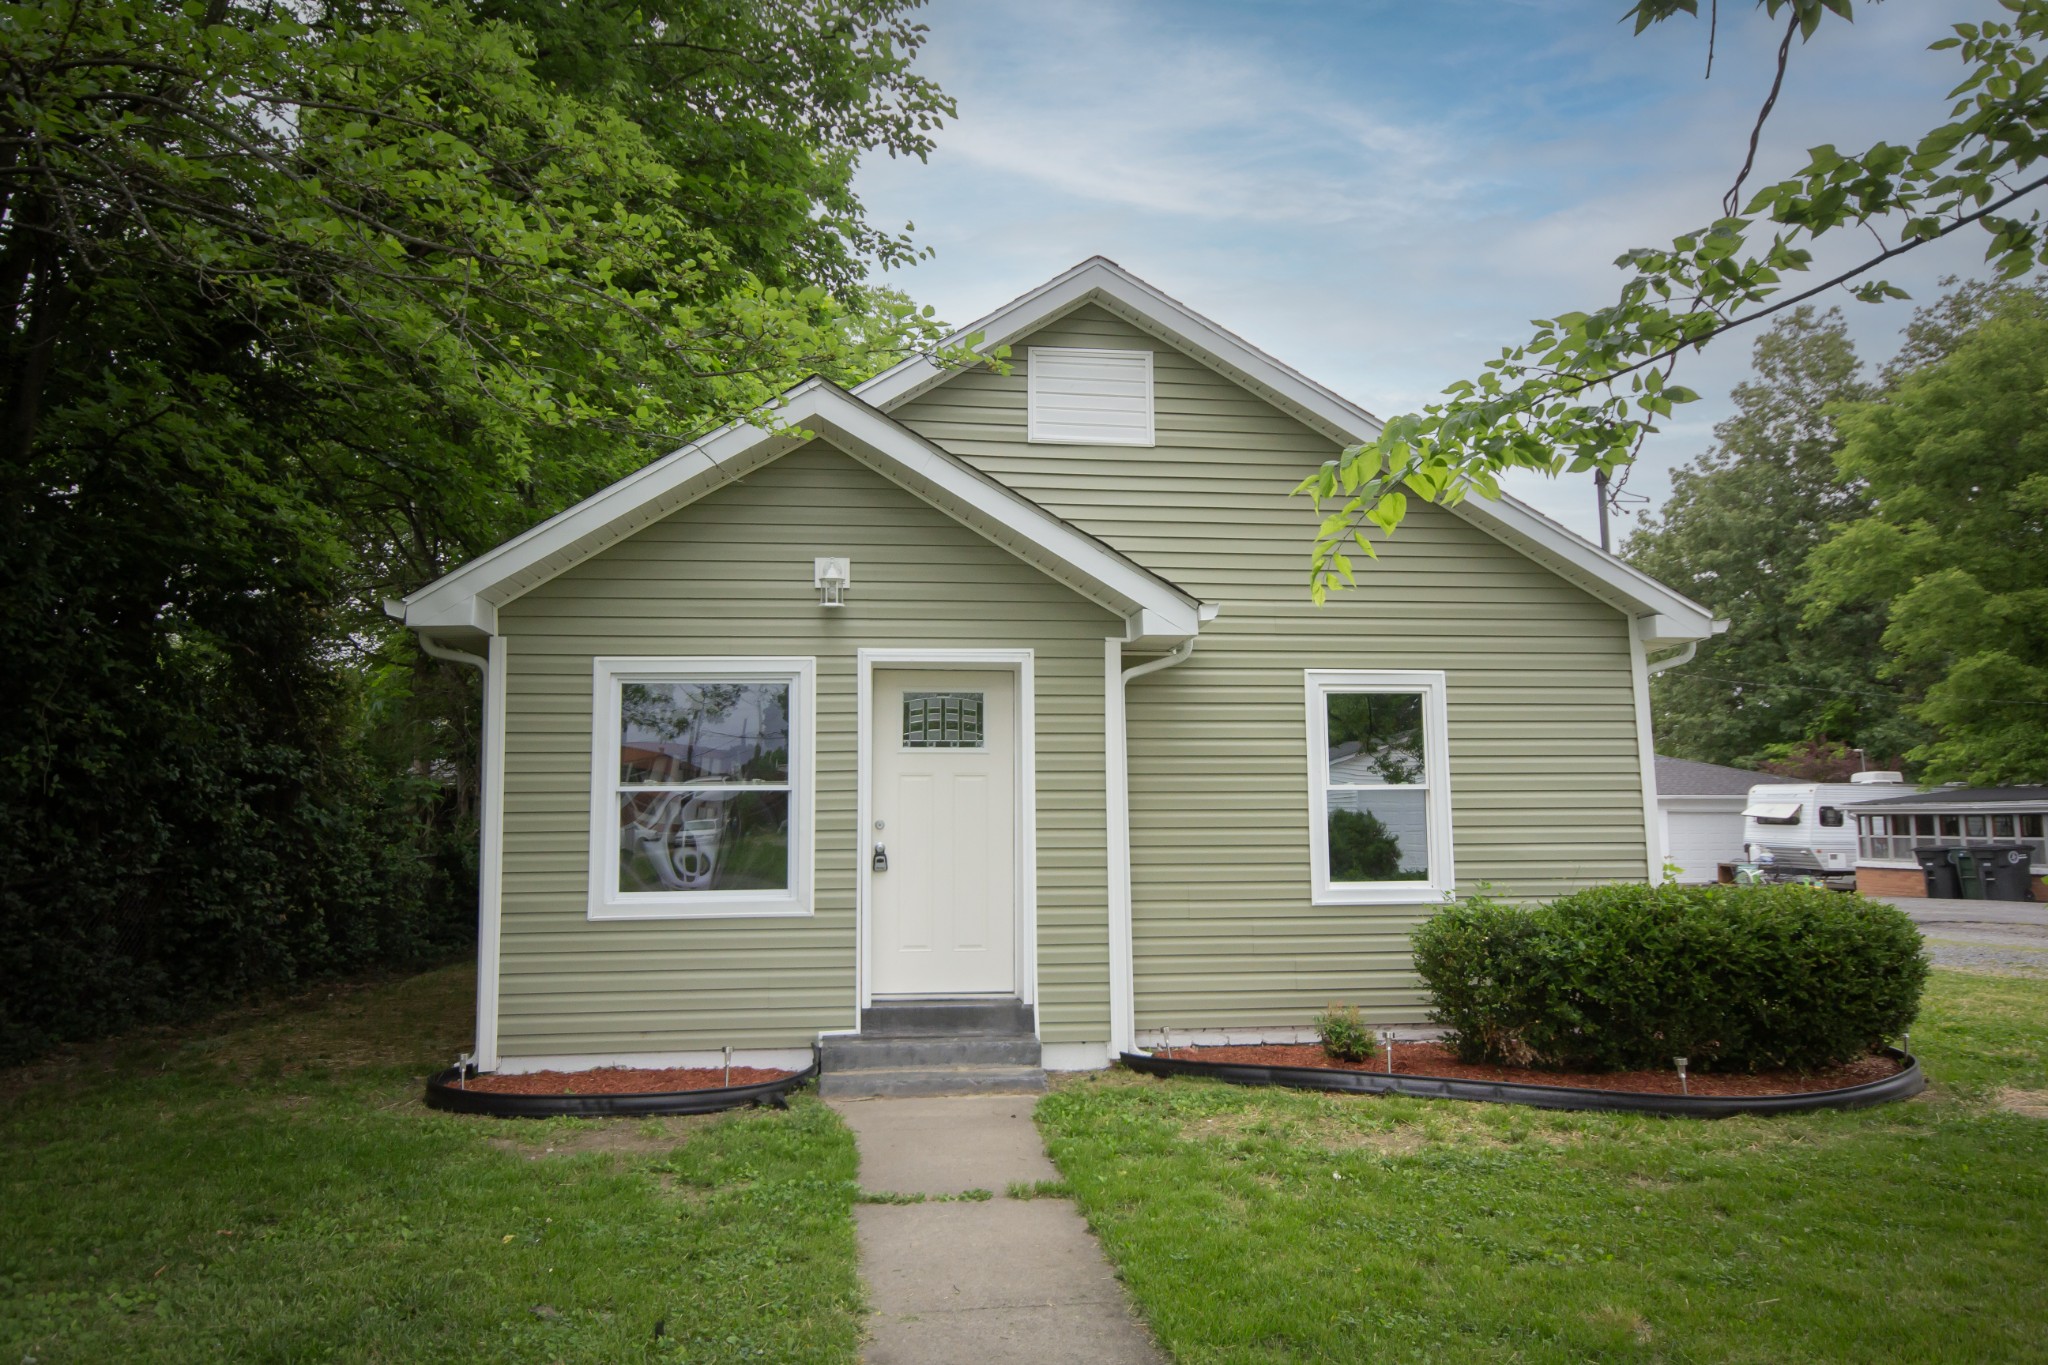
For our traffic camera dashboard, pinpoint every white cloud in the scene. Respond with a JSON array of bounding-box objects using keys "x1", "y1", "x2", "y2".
[{"x1": 857, "y1": 0, "x2": 2017, "y2": 543}]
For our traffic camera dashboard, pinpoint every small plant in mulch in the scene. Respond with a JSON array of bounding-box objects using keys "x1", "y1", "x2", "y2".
[{"x1": 1314, "y1": 1003, "x2": 1377, "y2": 1063}]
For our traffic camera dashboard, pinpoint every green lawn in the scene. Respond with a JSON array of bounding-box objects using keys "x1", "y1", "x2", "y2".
[
  {"x1": 0, "y1": 965, "x2": 862, "y2": 1364},
  {"x1": 1039, "y1": 970, "x2": 2048, "y2": 1365}
]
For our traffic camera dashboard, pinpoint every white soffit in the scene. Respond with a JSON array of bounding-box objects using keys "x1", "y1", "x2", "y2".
[
  {"x1": 857, "y1": 257, "x2": 1719, "y2": 645},
  {"x1": 397, "y1": 379, "x2": 1200, "y2": 642}
]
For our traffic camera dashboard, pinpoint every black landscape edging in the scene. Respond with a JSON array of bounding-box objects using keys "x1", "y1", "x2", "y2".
[
  {"x1": 424, "y1": 1051, "x2": 819, "y2": 1119},
  {"x1": 1117, "y1": 1047, "x2": 1923, "y2": 1117}
]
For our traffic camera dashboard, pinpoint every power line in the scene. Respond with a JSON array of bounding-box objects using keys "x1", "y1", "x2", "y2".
[{"x1": 1677, "y1": 670, "x2": 2048, "y2": 708}]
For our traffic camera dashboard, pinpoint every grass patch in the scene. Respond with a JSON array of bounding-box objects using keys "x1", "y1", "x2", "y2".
[
  {"x1": 854, "y1": 1188, "x2": 993, "y2": 1205},
  {"x1": 1005, "y1": 1178, "x2": 1074, "y2": 1201},
  {"x1": 1039, "y1": 970, "x2": 2048, "y2": 1364},
  {"x1": 0, "y1": 964, "x2": 862, "y2": 1363}
]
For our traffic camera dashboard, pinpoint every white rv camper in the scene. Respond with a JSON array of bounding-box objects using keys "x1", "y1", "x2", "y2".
[{"x1": 1743, "y1": 771, "x2": 1907, "y2": 884}]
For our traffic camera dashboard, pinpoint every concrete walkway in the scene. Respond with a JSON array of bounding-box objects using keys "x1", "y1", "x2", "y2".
[{"x1": 832, "y1": 1095, "x2": 1166, "y2": 1365}]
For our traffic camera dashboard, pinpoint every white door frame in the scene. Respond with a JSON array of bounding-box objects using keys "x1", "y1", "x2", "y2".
[{"x1": 856, "y1": 648, "x2": 1038, "y2": 1025}]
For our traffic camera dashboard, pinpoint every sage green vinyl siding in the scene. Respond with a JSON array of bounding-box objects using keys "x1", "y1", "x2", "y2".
[
  {"x1": 894, "y1": 304, "x2": 1651, "y2": 1027},
  {"x1": 495, "y1": 442, "x2": 1120, "y2": 1057}
]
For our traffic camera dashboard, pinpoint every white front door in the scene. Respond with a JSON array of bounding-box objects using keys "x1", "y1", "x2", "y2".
[{"x1": 870, "y1": 669, "x2": 1016, "y2": 997}]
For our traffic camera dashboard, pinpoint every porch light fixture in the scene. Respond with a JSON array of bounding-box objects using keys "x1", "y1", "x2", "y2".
[{"x1": 813, "y1": 557, "x2": 851, "y2": 608}]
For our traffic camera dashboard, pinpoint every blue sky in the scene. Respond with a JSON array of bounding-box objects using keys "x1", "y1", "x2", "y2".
[{"x1": 855, "y1": 0, "x2": 1995, "y2": 543}]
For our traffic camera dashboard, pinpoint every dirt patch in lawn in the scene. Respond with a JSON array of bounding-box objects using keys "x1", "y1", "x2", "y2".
[
  {"x1": 461, "y1": 1065, "x2": 797, "y2": 1096},
  {"x1": 1160, "y1": 1042, "x2": 1903, "y2": 1097},
  {"x1": 1996, "y1": 1087, "x2": 2048, "y2": 1119}
]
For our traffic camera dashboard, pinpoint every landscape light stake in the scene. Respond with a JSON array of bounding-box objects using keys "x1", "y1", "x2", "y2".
[
  {"x1": 1382, "y1": 1031, "x2": 1394, "y2": 1074},
  {"x1": 1674, "y1": 1057, "x2": 1690, "y2": 1096},
  {"x1": 1162, "y1": 1030, "x2": 1173, "y2": 1060},
  {"x1": 723, "y1": 1046, "x2": 731, "y2": 1088},
  {"x1": 1903, "y1": 1030, "x2": 1911, "y2": 1058}
]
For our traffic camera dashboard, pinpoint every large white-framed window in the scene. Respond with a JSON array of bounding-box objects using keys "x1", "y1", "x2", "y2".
[
  {"x1": 1305, "y1": 669, "x2": 1455, "y2": 906},
  {"x1": 587, "y1": 656, "x2": 815, "y2": 920}
]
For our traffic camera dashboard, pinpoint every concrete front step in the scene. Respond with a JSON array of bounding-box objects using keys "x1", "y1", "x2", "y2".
[
  {"x1": 819, "y1": 1064, "x2": 1048, "y2": 1100},
  {"x1": 862, "y1": 997, "x2": 1034, "y2": 1037},
  {"x1": 823, "y1": 1034, "x2": 1042, "y2": 1070}
]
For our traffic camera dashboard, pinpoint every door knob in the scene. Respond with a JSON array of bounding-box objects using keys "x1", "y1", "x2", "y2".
[{"x1": 873, "y1": 843, "x2": 889, "y2": 873}]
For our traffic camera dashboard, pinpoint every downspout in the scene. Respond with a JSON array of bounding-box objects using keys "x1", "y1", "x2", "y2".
[
  {"x1": 407, "y1": 624, "x2": 501, "y2": 1074},
  {"x1": 417, "y1": 632, "x2": 489, "y2": 675},
  {"x1": 1106, "y1": 626, "x2": 1203, "y2": 1061},
  {"x1": 1646, "y1": 640, "x2": 1698, "y2": 677}
]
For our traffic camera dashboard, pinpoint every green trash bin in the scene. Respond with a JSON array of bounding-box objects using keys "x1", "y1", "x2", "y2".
[{"x1": 1948, "y1": 848, "x2": 1985, "y2": 899}]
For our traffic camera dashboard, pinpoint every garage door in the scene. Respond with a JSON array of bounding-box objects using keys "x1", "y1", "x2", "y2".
[{"x1": 1666, "y1": 810, "x2": 1743, "y2": 884}]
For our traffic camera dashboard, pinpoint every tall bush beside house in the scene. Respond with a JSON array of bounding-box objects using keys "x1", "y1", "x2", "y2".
[{"x1": 1411, "y1": 884, "x2": 1927, "y2": 1073}]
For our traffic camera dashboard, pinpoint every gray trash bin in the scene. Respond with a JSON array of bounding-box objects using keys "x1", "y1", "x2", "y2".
[
  {"x1": 1915, "y1": 847, "x2": 1963, "y2": 898},
  {"x1": 1974, "y1": 844, "x2": 2036, "y2": 902}
]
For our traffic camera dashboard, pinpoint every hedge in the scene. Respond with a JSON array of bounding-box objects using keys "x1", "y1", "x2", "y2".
[{"x1": 1410, "y1": 883, "x2": 1928, "y2": 1073}]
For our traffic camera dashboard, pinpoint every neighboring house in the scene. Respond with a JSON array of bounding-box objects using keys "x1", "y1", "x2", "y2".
[
  {"x1": 391, "y1": 258, "x2": 1719, "y2": 1084},
  {"x1": 1653, "y1": 756, "x2": 1798, "y2": 884},
  {"x1": 1852, "y1": 786, "x2": 2048, "y2": 901}
]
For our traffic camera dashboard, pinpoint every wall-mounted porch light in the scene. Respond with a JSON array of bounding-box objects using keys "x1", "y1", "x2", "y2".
[{"x1": 813, "y1": 556, "x2": 851, "y2": 608}]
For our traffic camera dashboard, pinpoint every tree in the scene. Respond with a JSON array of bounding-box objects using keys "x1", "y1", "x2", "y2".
[
  {"x1": 1328, "y1": 808, "x2": 1407, "y2": 883},
  {"x1": 1798, "y1": 292, "x2": 2048, "y2": 783},
  {"x1": 0, "y1": 0, "x2": 955, "y2": 1059},
  {"x1": 1623, "y1": 307, "x2": 1922, "y2": 768},
  {"x1": 1302, "y1": 1, "x2": 2048, "y2": 600}
]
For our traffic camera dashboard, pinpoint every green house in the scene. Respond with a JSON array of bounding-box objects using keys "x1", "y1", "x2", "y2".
[{"x1": 392, "y1": 259, "x2": 1718, "y2": 1092}]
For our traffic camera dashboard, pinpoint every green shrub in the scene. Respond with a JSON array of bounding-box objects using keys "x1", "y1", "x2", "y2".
[
  {"x1": 1314, "y1": 1002, "x2": 1377, "y2": 1062},
  {"x1": 1410, "y1": 883, "x2": 1928, "y2": 1073}
]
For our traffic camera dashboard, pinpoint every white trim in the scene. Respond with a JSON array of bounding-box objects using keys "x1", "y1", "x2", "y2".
[
  {"x1": 1629, "y1": 617, "x2": 1664, "y2": 879},
  {"x1": 856, "y1": 257, "x2": 1718, "y2": 642},
  {"x1": 1103, "y1": 639, "x2": 1135, "y2": 1056},
  {"x1": 1026, "y1": 346, "x2": 1155, "y2": 446},
  {"x1": 399, "y1": 380, "x2": 1199, "y2": 644},
  {"x1": 1304, "y1": 669, "x2": 1455, "y2": 906},
  {"x1": 476, "y1": 634, "x2": 509, "y2": 1072},
  {"x1": 855, "y1": 648, "x2": 1039, "y2": 1022},
  {"x1": 586, "y1": 656, "x2": 817, "y2": 920},
  {"x1": 493, "y1": 1048, "x2": 816, "y2": 1076},
  {"x1": 1042, "y1": 1042, "x2": 1114, "y2": 1071}
]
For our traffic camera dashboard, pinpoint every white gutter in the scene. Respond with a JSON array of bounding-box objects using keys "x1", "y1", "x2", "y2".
[
  {"x1": 407, "y1": 626, "x2": 505, "y2": 1074},
  {"x1": 1106, "y1": 630, "x2": 1202, "y2": 1058}
]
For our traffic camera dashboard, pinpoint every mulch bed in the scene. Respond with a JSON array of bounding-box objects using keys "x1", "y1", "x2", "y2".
[
  {"x1": 1155, "y1": 1042, "x2": 1901, "y2": 1097},
  {"x1": 457, "y1": 1065, "x2": 798, "y2": 1096}
]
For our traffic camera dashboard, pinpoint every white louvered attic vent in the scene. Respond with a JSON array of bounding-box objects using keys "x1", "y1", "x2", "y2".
[{"x1": 1027, "y1": 346, "x2": 1154, "y2": 446}]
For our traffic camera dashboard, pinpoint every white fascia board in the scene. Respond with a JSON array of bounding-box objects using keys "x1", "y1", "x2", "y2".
[
  {"x1": 1657, "y1": 794, "x2": 1749, "y2": 813},
  {"x1": 859, "y1": 257, "x2": 1717, "y2": 638},
  {"x1": 800, "y1": 392, "x2": 1199, "y2": 638},
  {"x1": 399, "y1": 377, "x2": 1197, "y2": 640}
]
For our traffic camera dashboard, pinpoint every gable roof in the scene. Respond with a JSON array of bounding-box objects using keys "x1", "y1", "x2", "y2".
[
  {"x1": 392, "y1": 378, "x2": 1202, "y2": 644},
  {"x1": 1655, "y1": 755, "x2": 1799, "y2": 799},
  {"x1": 859, "y1": 257, "x2": 1720, "y2": 648}
]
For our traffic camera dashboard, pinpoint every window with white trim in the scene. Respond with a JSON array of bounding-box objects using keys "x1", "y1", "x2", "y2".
[
  {"x1": 1305, "y1": 670, "x2": 1454, "y2": 905},
  {"x1": 588, "y1": 657, "x2": 814, "y2": 919}
]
